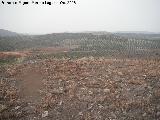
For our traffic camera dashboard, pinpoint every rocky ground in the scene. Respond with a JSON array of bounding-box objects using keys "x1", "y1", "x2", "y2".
[{"x1": 0, "y1": 57, "x2": 160, "y2": 120}]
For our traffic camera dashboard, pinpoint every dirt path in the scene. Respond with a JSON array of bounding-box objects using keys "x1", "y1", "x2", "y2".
[{"x1": 18, "y1": 67, "x2": 43, "y2": 103}]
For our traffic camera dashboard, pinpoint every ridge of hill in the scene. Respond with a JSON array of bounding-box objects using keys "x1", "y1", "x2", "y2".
[{"x1": 0, "y1": 29, "x2": 18, "y2": 37}]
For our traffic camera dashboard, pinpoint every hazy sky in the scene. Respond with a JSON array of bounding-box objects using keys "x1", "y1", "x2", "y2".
[{"x1": 0, "y1": 0, "x2": 160, "y2": 34}]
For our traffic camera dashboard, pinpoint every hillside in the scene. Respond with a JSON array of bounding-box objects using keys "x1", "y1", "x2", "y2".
[
  {"x1": 0, "y1": 30, "x2": 160, "y2": 59},
  {"x1": 0, "y1": 30, "x2": 160, "y2": 120},
  {"x1": 0, "y1": 29, "x2": 18, "y2": 37},
  {"x1": 0, "y1": 58, "x2": 160, "y2": 119}
]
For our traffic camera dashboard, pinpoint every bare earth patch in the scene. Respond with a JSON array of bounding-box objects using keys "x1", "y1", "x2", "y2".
[{"x1": 17, "y1": 66, "x2": 43, "y2": 103}]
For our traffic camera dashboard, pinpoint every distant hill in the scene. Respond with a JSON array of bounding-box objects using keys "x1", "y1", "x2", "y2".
[
  {"x1": 81, "y1": 31, "x2": 111, "y2": 35},
  {"x1": 0, "y1": 29, "x2": 160, "y2": 58},
  {"x1": 114, "y1": 31, "x2": 160, "y2": 34},
  {"x1": 0, "y1": 29, "x2": 18, "y2": 37},
  {"x1": 114, "y1": 32, "x2": 160, "y2": 40}
]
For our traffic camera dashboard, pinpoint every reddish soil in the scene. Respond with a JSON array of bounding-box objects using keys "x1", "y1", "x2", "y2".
[
  {"x1": 17, "y1": 66, "x2": 43, "y2": 103},
  {"x1": 0, "y1": 58, "x2": 160, "y2": 120},
  {"x1": 0, "y1": 52, "x2": 26, "y2": 59},
  {"x1": 0, "y1": 47, "x2": 70, "y2": 61}
]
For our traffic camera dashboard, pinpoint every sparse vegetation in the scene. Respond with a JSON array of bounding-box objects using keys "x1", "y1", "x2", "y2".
[
  {"x1": 0, "y1": 30, "x2": 160, "y2": 120},
  {"x1": 0, "y1": 33, "x2": 160, "y2": 59}
]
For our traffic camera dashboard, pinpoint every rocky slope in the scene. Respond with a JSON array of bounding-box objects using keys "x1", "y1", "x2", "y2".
[{"x1": 0, "y1": 57, "x2": 160, "y2": 120}]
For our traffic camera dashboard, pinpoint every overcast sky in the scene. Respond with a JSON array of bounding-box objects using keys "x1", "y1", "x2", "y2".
[{"x1": 0, "y1": 0, "x2": 160, "y2": 34}]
